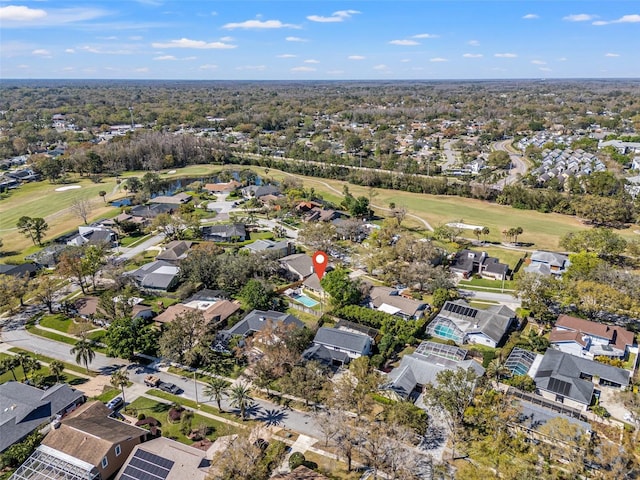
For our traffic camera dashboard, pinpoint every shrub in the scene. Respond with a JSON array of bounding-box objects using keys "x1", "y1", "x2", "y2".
[
  {"x1": 137, "y1": 413, "x2": 146, "y2": 420},
  {"x1": 289, "y1": 452, "x2": 306, "y2": 470}
]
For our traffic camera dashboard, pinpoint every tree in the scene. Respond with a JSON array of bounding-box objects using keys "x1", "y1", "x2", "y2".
[
  {"x1": 320, "y1": 268, "x2": 362, "y2": 308},
  {"x1": 70, "y1": 197, "x2": 92, "y2": 224},
  {"x1": 229, "y1": 383, "x2": 253, "y2": 420},
  {"x1": 110, "y1": 369, "x2": 129, "y2": 404},
  {"x1": 424, "y1": 367, "x2": 479, "y2": 460},
  {"x1": 239, "y1": 279, "x2": 275, "y2": 311},
  {"x1": 473, "y1": 228, "x2": 482, "y2": 242},
  {"x1": 560, "y1": 228, "x2": 627, "y2": 259},
  {"x1": 0, "y1": 357, "x2": 19, "y2": 381},
  {"x1": 142, "y1": 172, "x2": 162, "y2": 195},
  {"x1": 99, "y1": 190, "x2": 107, "y2": 203},
  {"x1": 33, "y1": 274, "x2": 58, "y2": 313},
  {"x1": 204, "y1": 378, "x2": 228, "y2": 411},
  {"x1": 104, "y1": 316, "x2": 159, "y2": 360},
  {"x1": 485, "y1": 357, "x2": 509, "y2": 389},
  {"x1": 0, "y1": 273, "x2": 31, "y2": 311},
  {"x1": 57, "y1": 247, "x2": 89, "y2": 294},
  {"x1": 209, "y1": 429, "x2": 265, "y2": 479},
  {"x1": 487, "y1": 150, "x2": 511, "y2": 169},
  {"x1": 390, "y1": 205, "x2": 408, "y2": 227},
  {"x1": 49, "y1": 360, "x2": 64, "y2": 383},
  {"x1": 297, "y1": 222, "x2": 337, "y2": 252},
  {"x1": 481, "y1": 226, "x2": 490, "y2": 243},
  {"x1": 17, "y1": 354, "x2": 40, "y2": 380},
  {"x1": 82, "y1": 244, "x2": 108, "y2": 290},
  {"x1": 17, "y1": 216, "x2": 49, "y2": 246},
  {"x1": 159, "y1": 310, "x2": 207, "y2": 365},
  {"x1": 70, "y1": 338, "x2": 96, "y2": 373},
  {"x1": 279, "y1": 361, "x2": 327, "y2": 407},
  {"x1": 126, "y1": 176, "x2": 142, "y2": 193}
]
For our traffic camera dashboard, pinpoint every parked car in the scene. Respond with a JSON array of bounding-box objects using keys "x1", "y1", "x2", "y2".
[
  {"x1": 106, "y1": 396, "x2": 124, "y2": 410},
  {"x1": 158, "y1": 382, "x2": 182, "y2": 395}
]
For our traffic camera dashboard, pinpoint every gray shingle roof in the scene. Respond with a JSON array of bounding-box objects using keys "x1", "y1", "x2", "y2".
[
  {"x1": 431, "y1": 300, "x2": 515, "y2": 344},
  {"x1": 0, "y1": 382, "x2": 85, "y2": 453},
  {"x1": 534, "y1": 349, "x2": 630, "y2": 406},
  {"x1": 313, "y1": 327, "x2": 370, "y2": 354},
  {"x1": 280, "y1": 254, "x2": 313, "y2": 279},
  {"x1": 130, "y1": 260, "x2": 180, "y2": 290},
  {"x1": 223, "y1": 310, "x2": 303, "y2": 337}
]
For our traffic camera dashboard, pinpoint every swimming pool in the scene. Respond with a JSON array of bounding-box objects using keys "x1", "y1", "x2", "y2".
[{"x1": 293, "y1": 294, "x2": 319, "y2": 308}]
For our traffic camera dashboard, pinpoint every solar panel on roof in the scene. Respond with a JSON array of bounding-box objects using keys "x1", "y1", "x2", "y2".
[
  {"x1": 548, "y1": 377, "x2": 572, "y2": 397},
  {"x1": 120, "y1": 449, "x2": 174, "y2": 480}
]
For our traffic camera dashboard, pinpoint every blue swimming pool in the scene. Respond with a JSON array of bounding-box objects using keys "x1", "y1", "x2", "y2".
[{"x1": 293, "y1": 294, "x2": 319, "y2": 308}]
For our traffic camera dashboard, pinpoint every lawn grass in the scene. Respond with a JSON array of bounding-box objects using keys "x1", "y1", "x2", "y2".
[
  {"x1": 119, "y1": 232, "x2": 148, "y2": 247},
  {"x1": 125, "y1": 396, "x2": 234, "y2": 445},
  {"x1": 0, "y1": 175, "x2": 122, "y2": 257},
  {"x1": 458, "y1": 277, "x2": 516, "y2": 290},
  {"x1": 0, "y1": 352, "x2": 87, "y2": 387},
  {"x1": 39, "y1": 314, "x2": 72, "y2": 333},
  {"x1": 23, "y1": 324, "x2": 108, "y2": 354},
  {"x1": 87, "y1": 330, "x2": 107, "y2": 343},
  {"x1": 146, "y1": 389, "x2": 247, "y2": 425},
  {"x1": 303, "y1": 451, "x2": 361, "y2": 480},
  {"x1": 8, "y1": 347, "x2": 97, "y2": 377},
  {"x1": 92, "y1": 386, "x2": 121, "y2": 403}
]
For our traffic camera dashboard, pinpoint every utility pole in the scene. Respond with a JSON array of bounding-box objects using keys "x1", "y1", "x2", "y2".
[{"x1": 194, "y1": 370, "x2": 200, "y2": 406}]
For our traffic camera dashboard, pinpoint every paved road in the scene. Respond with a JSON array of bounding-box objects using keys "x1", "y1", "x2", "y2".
[
  {"x1": 493, "y1": 139, "x2": 528, "y2": 189},
  {"x1": 459, "y1": 288, "x2": 521, "y2": 310},
  {"x1": 116, "y1": 233, "x2": 165, "y2": 261},
  {"x1": 441, "y1": 140, "x2": 459, "y2": 170}
]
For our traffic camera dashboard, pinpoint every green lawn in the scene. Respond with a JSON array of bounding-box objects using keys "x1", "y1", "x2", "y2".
[
  {"x1": 93, "y1": 386, "x2": 121, "y2": 403},
  {"x1": 0, "y1": 352, "x2": 87, "y2": 387},
  {"x1": 120, "y1": 232, "x2": 148, "y2": 247},
  {"x1": 39, "y1": 314, "x2": 72, "y2": 333},
  {"x1": 458, "y1": 277, "x2": 516, "y2": 290},
  {"x1": 146, "y1": 389, "x2": 246, "y2": 425},
  {"x1": 24, "y1": 323, "x2": 107, "y2": 354},
  {"x1": 125, "y1": 396, "x2": 234, "y2": 445},
  {"x1": 8, "y1": 347, "x2": 97, "y2": 376}
]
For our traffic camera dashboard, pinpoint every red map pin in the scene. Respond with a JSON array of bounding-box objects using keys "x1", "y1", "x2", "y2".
[{"x1": 312, "y1": 251, "x2": 328, "y2": 280}]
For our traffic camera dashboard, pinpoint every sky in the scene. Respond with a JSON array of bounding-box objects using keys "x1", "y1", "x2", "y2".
[{"x1": 1, "y1": 0, "x2": 639, "y2": 80}]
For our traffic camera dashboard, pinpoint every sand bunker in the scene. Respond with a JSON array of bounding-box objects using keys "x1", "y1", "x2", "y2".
[{"x1": 55, "y1": 185, "x2": 82, "y2": 192}]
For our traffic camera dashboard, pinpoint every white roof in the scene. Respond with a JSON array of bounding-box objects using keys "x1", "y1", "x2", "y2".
[
  {"x1": 155, "y1": 265, "x2": 179, "y2": 275},
  {"x1": 378, "y1": 303, "x2": 402, "y2": 315}
]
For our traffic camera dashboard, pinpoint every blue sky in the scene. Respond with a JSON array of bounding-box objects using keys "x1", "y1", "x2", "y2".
[{"x1": 1, "y1": 0, "x2": 638, "y2": 80}]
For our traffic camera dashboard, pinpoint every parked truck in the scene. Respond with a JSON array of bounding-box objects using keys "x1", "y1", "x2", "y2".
[{"x1": 144, "y1": 375, "x2": 161, "y2": 387}]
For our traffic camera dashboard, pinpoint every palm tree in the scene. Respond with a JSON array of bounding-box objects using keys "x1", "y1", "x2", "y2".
[
  {"x1": 70, "y1": 338, "x2": 96, "y2": 373},
  {"x1": 473, "y1": 228, "x2": 482, "y2": 243},
  {"x1": 485, "y1": 358, "x2": 510, "y2": 389},
  {"x1": 204, "y1": 378, "x2": 228, "y2": 411},
  {"x1": 513, "y1": 226, "x2": 523, "y2": 244},
  {"x1": 229, "y1": 383, "x2": 253, "y2": 420},
  {"x1": 1, "y1": 356, "x2": 19, "y2": 381},
  {"x1": 110, "y1": 369, "x2": 130, "y2": 404},
  {"x1": 481, "y1": 226, "x2": 490, "y2": 243},
  {"x1": 16, "y1": 352, "x2": 31, "y2": 380},
  {"x1": 49, "y1": 360, "x2": 65, "y2": 383}
]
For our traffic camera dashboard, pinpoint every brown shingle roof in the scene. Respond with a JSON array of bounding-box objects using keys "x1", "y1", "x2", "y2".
[
  {"x1": 42, "y1": 402, "x2": 146, "y2": 467},
  {"x1": 154, "y1": 301, "x2": 240, "y2": 326},
  {"x1": 554, "y1": 314, "x2": 634, "y2": 351}
]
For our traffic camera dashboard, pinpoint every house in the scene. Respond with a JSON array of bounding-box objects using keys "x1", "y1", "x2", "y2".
[
  {"x1": 156, "y1": 240, "x2": 193, "y2": 264},
  {"x1": 449, "y1": 250, "x2": 509, "y2": 281},
  {"x1": 242, "y1": 184, "x2": 281, "y2": 199},
  {"x1": 0, "y1": 263, "x2": 38, "y2": 278},
  {"x1": 130, "y1": 203, "x2": 175, "y2": 220},
  {"x1": 529, "y1": 349, "x2": 631, "y2": 411},
  {"x1": 67, "y1": 225, "x2": 118, "y2": 248},
  {"x1": 219, "y1": 310, "x2": 303, "y2": 339},
  {"x1": 303, "y1": 208, "x2": 342, "y2": 223},
  {"x1": 0, "y1": 382, "x2": 85, "y2": 453},
  {"x1": 25, "y1": 244, "x2": 67, "y2": 268},
  {"x1": 549, "y1": 314, "x2": 635, "y2": 359},
  {"x1": 385, "y1": 341, "x2": 485, "y2": 400},
  {"x1": 426, "y1": 300, "x2": 516, "y2": 348},
  {"x1": 524, "y1": 251, "x2": 570, "y2": 276},
  {"x1": 279, "y1": 253, "x2": 314, "y2": 280},
  {"x1": 41, "y1": 401, "x2": 148, "y2": 479},
  {"x1": 203, "y1": 180, "x2": 241, "y2": 193},
  {"x1": 201, "y1": 223, "x2": 247, "y2": 242},
  {"x1": 302, "y1": 327, "x2": 372, "y2": 365},
  {"x1": 632, "y1": 156, "x2": 640, "y2": 170},
  {"x1": 301, "y1": 273, "x2": 325, "y2": 297},
  {"x1": 73, "y1": 296, "x2": 154, "y2": 322},
  {"x1": 129, "y1": 260, "x2": 180, "y2": 292},
  {"x1": 115, "y1": 437, "x2": 211, "y2": 480},
  {"x1": 369, "y1": 286, "x2": 429, "y2": 320},
  {"x1": 149, "y1": 192, "x2": 192, "y2": 205},
  {"x1": 241, "y1": 239, "x2": 294, "y2": 258},
  {"x1": 154, "y1": 298, "x2": 240, "y2": 328},
  {"x1": 6, "y1": 169, "x2": 39, "y2": 182}
]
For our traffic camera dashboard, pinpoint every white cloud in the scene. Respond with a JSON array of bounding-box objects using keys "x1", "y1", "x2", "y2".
[
  {"x1": 65, "y1": 48, "x2": 76, "y2": 54},
  {"x1": 468, "y1": 39, "x2": 480, "y2": 46},
  {"x1": 129, "y1": 36, "x2": 143, "y2": 41},
  {"x1": 0, "y1": 5, "x2": 47, "y2": 21},
  {"x1": 522, "y1": 14, "x2": 539, "y2": 20},
  {"x1": 277, "y1": 54, "x2": 297, "y2": 58},
  {"x1": 531, "y1": 60, "x2": 546, "y2": 65},
  {"x1": 151, "y1": 38, "x2": 236, "y2": 49},
  {"x1": 32, "y1": 49, "x2": 51, "y2": 57},
  {"x1": 463, "y1": 53, "x2": 483, "y2": 58},
  {"x1": 373, "y1": 64, "x2": 388, "y2": 70},
  {"x1": 219, "y1": 36, "x2": 234, "y2": 42},
  {"x1": 304, "y1": 59, "x2": 320, "y2": 64},
  {"x1": 557, "y1": 57, "x2": 568, "y2": 61},
  {"x1": 307, "y1": 9, "x2": 360, "y2": 23},
  {"x1": 539, "y1": 67, "x2": 552, "y2": 72},
  {"x1": 430, "y1": 57, "x2": 448, "y2": 62},
  {"x1": 286, "y1": 36, "x2": 308, "y2": 42},
  {"x1": 400, "y1": 58, "x2": 411, "y2": 63},
  {"x1": 413, "y1": 33, "x2": 439, "y2": 38},
  {"x1": 563, "y1": 13, "x2": 596, "y2": 22},
  {"x1": 236, "y1": 65, "x2": 267, "y2": 71},
  {"x1": 223, "y1": 19, "x2": 299, "y2": 29},
  {"x1": 291, "y1": 66, "x2": 316, "y2": 72},
  {"x1": 62, "y1": 67, "x2": 74, "y2": 71},
  {"x1": 199, "y1": 64, "x2": 218, "y2": 70},
  {"x1": 605, "y1": 52, "x2": 620, "y2": 57},
  {"x1": 154, "y1": 55, "x2": 176, "y2": 60},
  {"x1": 183, "y1": 56, "x2": 196, "y2": 61},
  {"x1": 79, "y1": 46, "x2": 133, "y2": 55},
  {"x1": 389, "y1": 39, "x2": 419, "y2": 46},
  {"x1": 495, "y1": 53, "x2": 518, "y2": 58},
  {"x1": 348, "y1": 55, "x2": 365, "y2": 60},
  {"x1": 135, "y1": 67, "x2": 149, "y2": 72},
  {"x1": 593, "y1": 14, "x2": 640, "y2": 25}
]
